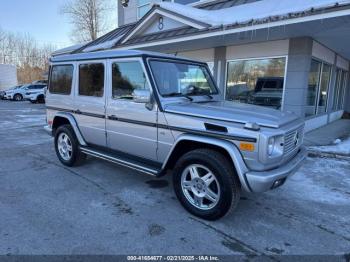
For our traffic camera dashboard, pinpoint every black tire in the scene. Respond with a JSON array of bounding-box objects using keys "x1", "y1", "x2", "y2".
[
  {"x1": 173, "y1": 149, "x2": 241, "y2": 220},
  {"x1": 54, "y1": 124, "x2": 86, "y2": 167},
  {"x1": 37, "y1": 95, "x2": 45, "y2": 104},
  {"x1": 13, "y1": 94, "x2": 23, "y2": 101}
]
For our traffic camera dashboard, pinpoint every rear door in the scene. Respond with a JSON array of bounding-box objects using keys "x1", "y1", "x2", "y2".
[
  {"x1": 74, "y1": 60, "x2": 107, "y2": 147},
  {"x1": 105, "y1": 58, "x2": 158, "y2": 161}
]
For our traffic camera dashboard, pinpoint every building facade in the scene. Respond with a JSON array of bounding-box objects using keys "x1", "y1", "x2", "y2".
[{"x1": 56, "y1": 0, "x2": 350, "y2": 131}]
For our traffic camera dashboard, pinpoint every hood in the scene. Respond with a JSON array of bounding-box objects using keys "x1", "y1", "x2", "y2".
[{"x1": 164, "y1": 101, "x2": 299, "y2": 128}]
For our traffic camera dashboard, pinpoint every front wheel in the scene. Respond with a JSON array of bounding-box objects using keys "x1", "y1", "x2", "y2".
[
  {"x1": 13, "y1": 94, "x2": 23, "y2": 101},
  {"x1": 54, "y1": 125, "x2": 86, "y2": 167},
  {"x1": 173, "y1": 149, "x2": 241, "y2": 220}
]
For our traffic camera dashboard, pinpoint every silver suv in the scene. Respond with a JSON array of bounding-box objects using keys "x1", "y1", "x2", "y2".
[{"x1": 45, "y1": 50, "x2": 307, "y2": 220}]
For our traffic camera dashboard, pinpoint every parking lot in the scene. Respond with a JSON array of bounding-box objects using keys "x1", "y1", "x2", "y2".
[{"x1": 0, "y1": 100, "x2": 350, "y2": 258}]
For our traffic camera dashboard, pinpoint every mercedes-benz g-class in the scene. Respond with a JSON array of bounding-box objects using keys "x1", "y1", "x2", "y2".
[{"x1": 45, "y1": 50, "x2": 307, "y2": 220}]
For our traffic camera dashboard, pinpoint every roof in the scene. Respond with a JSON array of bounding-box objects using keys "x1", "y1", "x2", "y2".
[
  {"x1": 196, "y1": 0, "x2": 260, "y2": 10},
  {"x1": 73, "y1": 23, "x2": 136, "y2": 54},
  {"x1": 50, "y1": 49, "x2": 199, "y2": 63},
  {"x1": 53, "y1": 0, "x2": 350, "y2": 55}
]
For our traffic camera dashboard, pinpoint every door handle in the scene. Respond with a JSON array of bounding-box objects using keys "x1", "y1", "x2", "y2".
[{"x1": 75, "y1": 109, "x2": 82, "y2": 114}]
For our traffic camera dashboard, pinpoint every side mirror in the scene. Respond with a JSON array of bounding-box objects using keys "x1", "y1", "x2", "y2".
[{"x1": 133, "y1": 89, "x2": 151, "y2": 103}]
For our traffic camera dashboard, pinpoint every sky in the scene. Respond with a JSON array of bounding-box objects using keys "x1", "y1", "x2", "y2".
[{"x1": 0, "y1": 0, "x2": 118, "y2": 49}]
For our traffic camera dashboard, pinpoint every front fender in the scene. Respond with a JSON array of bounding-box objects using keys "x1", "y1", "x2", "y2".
[
  {"x1": 162, "y1": 134, "x2": 251, "y2": 192},
  {"x1": 53, "y1": 112, "x2": 87, "y2": 146}
]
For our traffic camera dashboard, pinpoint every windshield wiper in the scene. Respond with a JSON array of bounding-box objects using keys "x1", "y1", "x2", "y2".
[{"x1": 164, "y1": 92, "x2": 193, "y2": 101}]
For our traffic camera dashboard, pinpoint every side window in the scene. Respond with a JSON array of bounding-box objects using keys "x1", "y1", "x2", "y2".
[
  {"x1": 112, "y1": 61, "x2": 150, "y2": 100},
  {"x1": 79, "y1": 63, "x2": 104, "y2": 97},
  {"x1": 49, "y1": 65, "x2": 73, "y2": 95}
]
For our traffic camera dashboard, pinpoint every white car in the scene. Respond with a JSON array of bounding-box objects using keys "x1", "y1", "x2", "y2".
[
  {"x1": 5, "y1": 84, "x2": 46, "y2": 101},
  {"x1": 24, "y1": 86, "x2": 47, "y2": 103}
]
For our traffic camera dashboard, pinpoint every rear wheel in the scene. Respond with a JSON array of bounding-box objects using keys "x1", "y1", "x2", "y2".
[
  {"x1": 13, "y1": 94, "x2": 23, "y2": 101},
  {"x1": 37, "y1": 95, "x2": 45, "y2": 103},
  {"x1": 173, "y1": 149, "x2": 241, "y2": 220},
  {"x1": 54, "y1": 125, "x2": 86, "y2": 167}
]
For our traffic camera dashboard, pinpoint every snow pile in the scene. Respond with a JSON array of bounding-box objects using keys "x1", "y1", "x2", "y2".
[
  {"x1": 309, "y1": 137, "x2": 350, "y2": 156},
  {"x1": 159, "y1": 0, "x2": 350, "y2": 27},
  {"x1": 83, "y1": 35, "x2": 124, "y2": 52}
]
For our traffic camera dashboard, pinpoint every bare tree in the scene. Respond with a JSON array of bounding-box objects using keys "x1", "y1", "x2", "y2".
[
  {"x1": 0, "y1": 28, "x2": 56, "y2": 84},
  {"x1": 61, "y1": 0, "x2": 117, "y2": 43}
]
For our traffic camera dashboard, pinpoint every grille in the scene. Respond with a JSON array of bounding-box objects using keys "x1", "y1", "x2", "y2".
[{"x1": 284, "y1": 125, "x2": 304, "y2": 155}]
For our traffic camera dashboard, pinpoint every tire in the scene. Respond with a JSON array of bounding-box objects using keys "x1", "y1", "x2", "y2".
[
  {"x1": 37, "y1": 95, "x2": 45, "y2": 104},
  {"x1": 54, "y1": 124, "x2": 86, "y2": 167},
  {"x1": 173, "y1": 149, "x2": 241, "y2": 220},
  {"x1": 13, "y1": 94, "x2": 23, "y2": 101}
]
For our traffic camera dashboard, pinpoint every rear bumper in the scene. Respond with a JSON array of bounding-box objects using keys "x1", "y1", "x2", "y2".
[
  {"x1": 44, "y1": 125, "x2": 53, "y2": 136},
  {"x1": 245, "y1": 146, "x2": 307, "y2": 193}
]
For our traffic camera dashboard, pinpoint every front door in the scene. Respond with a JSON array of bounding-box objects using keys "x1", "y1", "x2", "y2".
[
  {"x1": 74, "y1": 61, "x2": 106, "y2": 147},
  {"x1": 106, "y1": 58, "x2": 158, "y2": 162}
]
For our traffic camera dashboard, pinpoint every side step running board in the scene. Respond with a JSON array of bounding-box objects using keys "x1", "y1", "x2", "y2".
[{"x1": 80, "y1": 147, "x2": 161, "y2": 176}]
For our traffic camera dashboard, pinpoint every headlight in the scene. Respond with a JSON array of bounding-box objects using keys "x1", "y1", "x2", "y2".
[
  {"x1": 267, "y1": 135, "x2": 284, "y2": 157},
  {"x1": 268, "y1": 137, "x2": 275, "y2": 155}
]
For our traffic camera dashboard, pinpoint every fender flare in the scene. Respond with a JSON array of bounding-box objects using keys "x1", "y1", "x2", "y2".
[
  {"x1": 162, "y1": 134, "x2": 251, "y2": 192},
  {"x1": 53, "y1": 112, "x2": 87, "y2": 146}
]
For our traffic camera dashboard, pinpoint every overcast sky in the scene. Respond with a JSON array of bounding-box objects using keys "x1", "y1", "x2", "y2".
[{"x1": 0, "y1": 0, "x2": 118, "y2": 49}]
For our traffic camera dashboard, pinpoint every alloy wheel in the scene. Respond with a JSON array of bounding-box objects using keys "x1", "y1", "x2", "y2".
[
  {"x1": 57, "y1": 132, "x2": 73, "y2": 161},
  {"x1": 181, "y1": 164, "x2": 221, "y2": 210}
]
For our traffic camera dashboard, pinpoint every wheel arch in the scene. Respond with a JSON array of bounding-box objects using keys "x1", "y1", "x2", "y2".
[
  {"x1": 162, "y1": 134, "x2": 251, "y2": 192},
  {"x1": 52, "y1": 112, "x2": 87, "y2": 146}
]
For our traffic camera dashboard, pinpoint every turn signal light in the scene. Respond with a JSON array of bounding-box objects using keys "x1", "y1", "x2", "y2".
[{"x1": 239, "y1": 143, "x2": 255, "y2": 152}]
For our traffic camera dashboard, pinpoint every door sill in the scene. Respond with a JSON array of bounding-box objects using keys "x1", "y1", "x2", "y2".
[{"x1": 80, "y1": 146, "x2": 161, "y2": 176}]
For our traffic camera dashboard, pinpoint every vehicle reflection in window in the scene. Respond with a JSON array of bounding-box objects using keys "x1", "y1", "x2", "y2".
[{"x1": 226, "y1": 58, "x2": 286, "y2": 109}]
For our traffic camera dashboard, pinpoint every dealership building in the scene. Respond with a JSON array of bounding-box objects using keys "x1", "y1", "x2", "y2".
[{"x1": 55, "y1": 0, "x2": 350, "y2": 131}]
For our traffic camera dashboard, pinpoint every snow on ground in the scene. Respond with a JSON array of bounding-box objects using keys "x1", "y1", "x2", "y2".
[
  {"x1": 159, "y1": 0, "x2": 350, "y2": 27},
  {"x1": 309, "y1": 137, "x2": 350, "y2": 155}
]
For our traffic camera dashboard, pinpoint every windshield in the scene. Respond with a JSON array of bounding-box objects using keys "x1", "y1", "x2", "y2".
[{"x1": 149, "y1": 60, "x2": 218, "y2": 97}]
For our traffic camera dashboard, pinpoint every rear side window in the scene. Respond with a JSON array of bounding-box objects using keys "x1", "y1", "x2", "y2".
[
  {"x1": 49, "y1": 65, "x2": 73, "y2": 95},
  {"x1": 112, "y1": 61, "x2": 150, "y2": 99},
  {"x1": 79, "y1": 63, "x2": 104, "y2": 97}
]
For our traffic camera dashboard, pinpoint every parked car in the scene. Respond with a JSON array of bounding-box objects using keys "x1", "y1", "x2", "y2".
[
  {"x1": 45, "y1": 50, "x2": 306, "y2": 220},
  {"x1": 1, "y1": 85, "x2": 22, "y2": 99},
  {"x1": 32, "y1": 80, "x2": 48, "y2": 85},
  {"x1": 24, "y1": 86, "x2": 47, "y2": 103},
  {"x1": 5, "y1": 84, "x2": 46, "y2": 101}
]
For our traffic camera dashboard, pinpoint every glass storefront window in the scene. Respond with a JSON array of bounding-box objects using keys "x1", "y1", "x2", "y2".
[
  {"x1": 316, "y1": 63, "x2": 331, "y2": 114},
  {"x1": 226, "y1": 57, "x2": 286, "y2": 109},
  {"x1": 306, "y1": 59, "x2": 332, "y2": 117},
  {"x1": 336, "y1": 70, "x2": 348, "y2": 110},
  {"x1": 306, "y1": 60, "x2": 321, "y2": 117}
]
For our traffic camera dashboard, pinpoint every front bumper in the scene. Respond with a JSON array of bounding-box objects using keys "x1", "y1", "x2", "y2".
[{"x1": 245, "y1": 146, "x2": 307, "y2": 192}]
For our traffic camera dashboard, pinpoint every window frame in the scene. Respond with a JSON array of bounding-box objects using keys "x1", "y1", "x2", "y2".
[
  {"x1": 110, "y1": 58, "x2": 152, "y2": 101},
  {"x1": 108, "y1": 57, "x2": 153, "y2": 102},
  {"x1": 148, "y1": 57, "x2": 219, "y2": 98},
  {"x1": 224, "y1": 55, "x2": 288, "y2": 111},
  {"x1": 339, "y1": 70, "x2": 348, "y2": 110},
  {"x1": 77, "y1": 60, "x2": 106, "y2": 98},
  {"x1": 48, "y1": 64, "x2": 74, "y2": 95},
  {"x1": 306, "y1": 57, "x2": 333, "y2": 117},
  {"x1": 137, "y1": 0, "x2": 152, "y2": 20}
]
